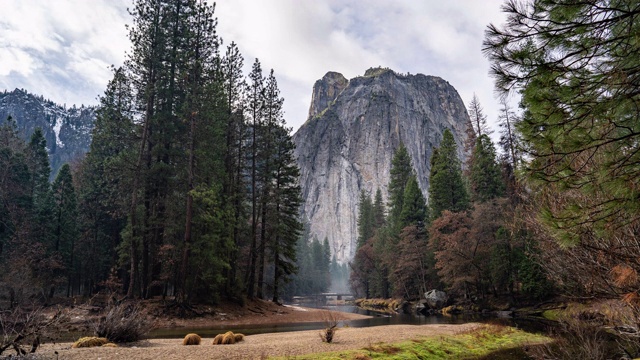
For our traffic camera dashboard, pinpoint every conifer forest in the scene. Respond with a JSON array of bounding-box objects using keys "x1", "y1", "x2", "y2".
[{"x1": 1, "y1": 1, "x2": 640, "y2": 358}]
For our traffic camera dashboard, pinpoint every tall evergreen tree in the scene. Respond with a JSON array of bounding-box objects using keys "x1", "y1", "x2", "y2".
[
  {"x1": 399, "y1": 175, "x2": 427, "y2": 227},
  {"x1": 27, "y1": 129, "x2": 54, "y2": 249},
  {"x1": 356, "y1": 191, "x2": 374, "y2": 248},
  {"x1": 256, "y1": 69, "x2": 282, "y2": 299},
  {"x1": 221, "y1": 41, "x2": 247, "y2": 294},
  {"x1": 469, "y1": 134, "x2": 504, "y2": 202},
  {"x1": 270, "y1": 125, "x2": 303, "y2": 303},
  {"x1": 372, "y1": 188, "x2": 385, "y2": 229},
  {"x1": 52, "y1": 164, "x2": 78, "y2": 297},
  {"x1": 76, "y1": 67, "x2": 134, "y2": 296},
  {"x1": 245, "y1": 58, "x2": 264, "y2": 298},
  {"x1": 429, "y1": 129, "x2": 469, "y2": 219},
  {"x1": 388, "y1": 143, "x2": 413, "y2": 230}
]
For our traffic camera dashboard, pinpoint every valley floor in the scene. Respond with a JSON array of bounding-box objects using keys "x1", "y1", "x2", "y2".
[{"x1": 40, "y1": 323, "x2": 481, "y2": 359}]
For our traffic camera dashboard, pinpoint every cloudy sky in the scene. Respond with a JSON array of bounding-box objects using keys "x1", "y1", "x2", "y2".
[{"x1": 0, "y1": 0, "x2": 511, "y2": 133}]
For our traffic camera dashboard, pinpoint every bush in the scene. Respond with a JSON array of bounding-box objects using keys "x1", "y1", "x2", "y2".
[
  {"x1": 319, "y1": 311, "x2": 338, "y2": 343},
  {"x1": 182, "y1": 333, "x2": 201, "y2": 345},
  {"x1": 93, "y1": 302, "x2": 152, "y2": 343},
  {"x1": 72, "y1": 337, "x2": 108, "y2": 348}
]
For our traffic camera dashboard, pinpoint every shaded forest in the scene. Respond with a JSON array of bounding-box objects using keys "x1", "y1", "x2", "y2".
[{"x1": 0, "y1": 0, "x2": 307, "y2": 306}]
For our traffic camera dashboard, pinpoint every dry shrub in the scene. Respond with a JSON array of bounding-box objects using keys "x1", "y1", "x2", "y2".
[
  {"x1": 222, "y1": 331, "x2": 236, "y2": 345},
  {"x1": 528, "y1": 317, "x2": 608, "y2": 360},
  {"x1": 102, "y1": 343, "x2": 118, "y2": 347},
  {"x1": 212, "y1": 334, "x2": 223, "y2": 345},
  {"x1": 1, "y1": 306, "x2": 68, "y2": 356},
  {"x1": 529, "y1": 301, "x2": 640, "y2": 360},
  {"x1": 93, "y1": 302, "x2": 151, "y2": 343},
  {"x1": 182, "y1": 333, "x2": 201, "y2": 345},
  {"x1": 211, "y1": 331, "x2": 244, "y2": 345},
  {"x1": 72, "y1": 337, "x2": 108, "y2": 348},
  {"x1": 319, "y1": 311, "x2": 338, "y2": 343}
]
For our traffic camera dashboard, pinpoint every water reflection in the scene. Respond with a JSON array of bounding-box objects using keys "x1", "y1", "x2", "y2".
[{"x1": 147, "y1": 304, "x2": 496, "y2": 339}]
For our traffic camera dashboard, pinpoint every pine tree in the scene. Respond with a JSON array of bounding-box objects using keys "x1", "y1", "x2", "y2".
[
  {"x1": 76, "y1": 67, "x2": 133, "y2": 297},
  {"x1": 246, "y1": 58, "x2": 264, "y2": 298},
  {"x1": 27, "y1": 128, "x2": 54, "y2": 249},
  {"x1": 399, "y1": 175, "x2": 427, "y2": 227},
  {"x1": 469, "y1": 134, "x2": 504, "y2": 202},
  {"x1": 388, "y1": 143, "x2": 413, "y2": 230},
  {"x1": 429, "y1": 129, "x2": 469, "y2": 219},
  {"x1": 221, "y1": 41, "x2": 247, "y2": 293},
  {"x1": 52, "y1": 164, "x2": 78, "y2": 297},
  {"x1": 467, "y1": 94, "x2": 491, "y2": 138},
  {"x1": 256, "y1": 69, "x2": 282, "y2": 299},
  {"x1": 484, "y1": 0, "x2": 640, "y2": 245},
  {"x1": 270, "y1": 125, "x2": 303, "y2": 303},
  {"x1": 372, "y1": 188, "x2": 385, "y2": 229},
  {"x1": 497, "y1": 99, "x2": 520, "y2": 172},
  {"x1": 356, "y1": 191, "x2": 374, "y2": 248}
]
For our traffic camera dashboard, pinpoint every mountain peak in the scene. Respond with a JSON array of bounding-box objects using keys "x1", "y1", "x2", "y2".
[
  {"x1": 294, "y1": 69, "x2": 470, "y2": 263},
  {"x1": 307, "y1": 71, "x2": 349, "y2": 120}
]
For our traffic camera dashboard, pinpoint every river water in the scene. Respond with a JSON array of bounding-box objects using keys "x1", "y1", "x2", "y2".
[{"x1": 147, "y1": 304, "x2": 529, "y2": 339}]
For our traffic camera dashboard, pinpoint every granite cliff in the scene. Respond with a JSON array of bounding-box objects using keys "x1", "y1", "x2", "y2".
[
  {"x1": 0, "y1": 89, "x2": 95, "y2": 178},
  {"x1": 293, "y1": 68, "x2": 470, "y2": 263}
]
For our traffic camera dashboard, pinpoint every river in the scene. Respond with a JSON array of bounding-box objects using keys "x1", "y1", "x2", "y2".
[{"x1": 147, "y1": 303, "x2": 540, "y2": 339}]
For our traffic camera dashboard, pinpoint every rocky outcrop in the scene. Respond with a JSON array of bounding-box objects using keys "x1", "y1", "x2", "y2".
[
  {"x1": 0, "y1": 88, "x2": 95, "y2": 178},
  {"x1": 424, "y1": 290, "x2": 448, "y2": 309},
  {"x1": 293, "y1": 68, "x2": 469, "y2": 263}
]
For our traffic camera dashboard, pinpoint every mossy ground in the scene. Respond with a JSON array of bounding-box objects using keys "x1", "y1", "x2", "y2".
[{"x1": 272, "y1": 324, "x2": 549, "y2": 360}]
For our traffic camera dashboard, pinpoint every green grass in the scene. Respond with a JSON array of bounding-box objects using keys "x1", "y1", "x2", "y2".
[{"x1": 271, "y1": 324, "x2": 550, "y2": 360}]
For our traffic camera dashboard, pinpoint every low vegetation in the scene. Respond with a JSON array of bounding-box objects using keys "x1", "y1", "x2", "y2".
[
  {"x1": 182, "y1": 333, "x2": 201, "y2": 346},
  {"x1": 71, "y1": 337, "x2": 108, "y2": 348},
  {"x1": 277, "y1": 324, "x2": 549, "y2": 360},
  {"x1": 354, "y1": 298, "x2": 403, "y2": 313},
  {"x1": 93, "y1": 302, "x2": 152, "y2": 343},
  {"x1": 320, "y1": 311, "x2": 339, "y2": 343},
  {"x1": 212, "y1": 331, "x2": 244, "y2": 345}
]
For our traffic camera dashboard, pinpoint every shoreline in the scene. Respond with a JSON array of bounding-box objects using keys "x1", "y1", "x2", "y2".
[{"x1": 41, "y1": 323, "x2": 483, "y2": 360}]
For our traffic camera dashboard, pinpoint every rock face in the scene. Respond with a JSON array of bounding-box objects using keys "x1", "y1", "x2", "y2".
[
  {"x1": 293, "y1": 68, "x2": 469, "y2": 263},
  {"x1": 0, "y1": 89, "x2": 95, "y2": 178}
]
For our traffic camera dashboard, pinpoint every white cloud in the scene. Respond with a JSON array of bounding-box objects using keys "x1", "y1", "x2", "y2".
[{"x1": 0, "y1": 0, "x2": 512, "y2": 134}]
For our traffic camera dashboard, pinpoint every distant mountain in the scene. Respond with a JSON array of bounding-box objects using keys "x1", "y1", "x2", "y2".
[
  {"x1": 0, "y1": 89, "x2": 95, "y2": 178},
  {"x1": 293, "y1": 68, "x2": 469, "y2": 263}
]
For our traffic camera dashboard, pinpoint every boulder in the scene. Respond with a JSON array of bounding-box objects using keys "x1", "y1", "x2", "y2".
[{"x1": 424, "y1": 290, "x2": 448, "y2": 309}]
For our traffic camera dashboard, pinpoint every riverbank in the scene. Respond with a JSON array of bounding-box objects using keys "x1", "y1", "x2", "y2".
[
  {"x1": 57, "y1": 298, "x2": 371, "y2": 334},
  {"x1": 41, "y1": 323, "x2": 490, "y2": 359}
]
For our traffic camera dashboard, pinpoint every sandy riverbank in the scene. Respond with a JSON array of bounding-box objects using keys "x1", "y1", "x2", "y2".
[{"x1": 41, "y1": 323, "x2": 481, "y2": 359}]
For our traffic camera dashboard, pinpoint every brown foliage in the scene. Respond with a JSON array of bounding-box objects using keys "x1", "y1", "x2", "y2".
[
  {"x1": 182, "y1": 333, "x2": 201, "y2": 345},
  {"x1": 389, "y1": 225, "x2": 433, "y2": 300},
  {"x1": 429, "y1": 201, "x2": 505, "y2": 298}
]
